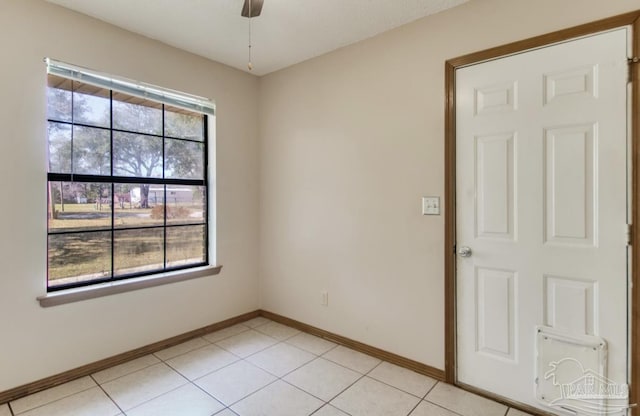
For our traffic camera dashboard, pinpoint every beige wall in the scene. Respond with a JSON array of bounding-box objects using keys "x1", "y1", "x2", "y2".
[
  {"x1": 0, "y1": 0, "x2": 259, "y2": 391},
  {"x1": 257, "y1": 0, "x2": 640, "y2": 370}
]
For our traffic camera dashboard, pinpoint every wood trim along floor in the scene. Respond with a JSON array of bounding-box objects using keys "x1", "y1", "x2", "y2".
[
  {"x1": 0, "y1": 310, "x2": 260, "y2": 405},
  {"x1": 0, "y1": 308, "x2": 448, "y2": 406},
  {"x1": 259, "y1": 310, "x2": 446, "y2": 381},
  {"x1": 444, "y1": 8, "x2": 640, "y2": 416}
]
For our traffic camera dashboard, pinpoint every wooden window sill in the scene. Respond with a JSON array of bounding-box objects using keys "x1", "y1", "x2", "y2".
[{"x1": 37, "y1": 265, "x2": 222, "y2": 307}]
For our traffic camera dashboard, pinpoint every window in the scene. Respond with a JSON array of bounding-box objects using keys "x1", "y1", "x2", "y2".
[{"x1": 46, "y1": 60, "x2": 214, "y2": 291}]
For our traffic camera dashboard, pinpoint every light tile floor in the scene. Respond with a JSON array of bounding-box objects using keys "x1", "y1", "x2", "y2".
[{"x1": 3, "y1": 318, "x2": 530, "y2": 416}]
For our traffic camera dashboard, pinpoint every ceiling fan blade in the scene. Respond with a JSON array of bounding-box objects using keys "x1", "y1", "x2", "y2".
[{"x1": 241, "y1": 0, "x2": 264, "y2": 17}]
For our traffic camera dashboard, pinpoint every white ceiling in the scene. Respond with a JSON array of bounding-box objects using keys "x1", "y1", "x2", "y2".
[{"x1": 46, "y1": 0, "x2": 468, "y2": 76}]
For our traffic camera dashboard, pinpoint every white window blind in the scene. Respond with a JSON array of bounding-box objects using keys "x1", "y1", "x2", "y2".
[{"x1": 45, "y1": 58, "x2": 215, "y2": 116}]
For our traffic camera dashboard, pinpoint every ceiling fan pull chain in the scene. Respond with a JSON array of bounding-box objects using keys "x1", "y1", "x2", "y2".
[{"x1": 248, "y1": 0, "x2": 253, "y2": 71}]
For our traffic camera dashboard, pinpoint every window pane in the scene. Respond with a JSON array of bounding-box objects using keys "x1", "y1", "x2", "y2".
[
  {"x1": 114, "y1": 228, "x2": 164, "y2": 276},
  {"x1": 166, "y1": 185, "x2": 206, "y2": 225},
  {"x1": 114, "y1": 184, "x2": 164, "y2": 228},
  {"x1": 48, "y1": 231, "x2": 111, "y2": 287},
  {"x1": 48, "y1": 122, "x2": 71, "y2": 173},
  {"x1": 147, "y1": 185, "x2": 165, "y2": 207},
  {"x1": 73, "y1": 126, "x2": 111, "y2": 175},
  {"x1": 165, "y1": 139, "x2": 204, "y2": 180},
  {"x1": 113, "y1": 97, "x2": 162, "y2": 135},
  {"x1": 165, "y1": 106, "x2": 204, "y2": 141},
  {"x1": 113, "y1": 132, "x2": 162, "y2": 178},
  {"x1": 73, "y1": 83, "x2": 110, "y2": 128},
  {"x1": 45, "y1": 71, "x2": 209, "y2": 289},
  {"x1": 166, "y1": 225, "x2": 206, "y2": 268},
  {"x1": 47, "y1": 76, "x2": 72, "y2": 122},
  {"x1": 48, "y1": 182, "x2": 112, "y2": 232}
]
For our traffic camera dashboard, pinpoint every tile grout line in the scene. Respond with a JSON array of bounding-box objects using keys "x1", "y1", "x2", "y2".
[
  {"x1": 101, "y1": 363, "x2": 193, "y2": 414},
  {"x1": 332, "y1": 370, "x2": 435, "y2": 416},
  {"x1": 313, "y1": 351, "x2": 384, "y2": 414},
  {"x1": 423, "y1": 382, "x2": 475, "y2": 416},
  {"x1": 187, "y1": 319, "x2": 421, "y2": 415},
  {"x1": 366, "y1": 376, "x2": 438, "y2": 404},
  {"x1": 90, "y1": 374, "x2": 126, "y2": 416},
  {"x1": 274, "y1": 338, "x2": 434, "y2": 415},
  {"x1": 286, "y1": 336, "x2": 340, "y2": 357},
  {"x1": 159, "y1": 331, "x2": 245, "y2": 364},
  {"x1": 306, "y1": 345, "x2": 437, "y2": 416},
  {"x1": 325, "y1": 369, "x2": 368, "y2": 414},
  {"x1": 185, "y1": 368, "x2": 236, "y2": 412},
  {"x1": 405, "y1": 382, "x2": 442, "y2": 416},
  {"x1": 162, "y1": 347, "x2": 242, "y2": 380},
  {"x1": 228, "y1": 336, "x2": 320, "y2": 408},
  {"x1": 213, "y1": 331, "x2": 280, "y2": 360},
  {"x1": 372, "y1": 374, "x2": 428, "y2": 416},
  {"x1": 7, "y1": 379, "x2": 97, "y2": 415},
  {"x1": 158, "y1": 330, "x2": 262, "y2": 386},
  {"x1": 153, "y1": 335, "x2": 215, "y2": 360},
  {"x1": 195, "y1": 333, "x2": 340, "y2": 412},
  {"x1": 97, "y1": 359, "x2": 168, "y2": 385},
  {"x1": 94, "y1": 354, "x2": 167, "y2": 385},
  {"x1": 320, "y1": 346, "x2": 377, "y2": 375},
  {"x1": 243, "y1": 318, "x2": 272, "y2": 330},
  {"x1": 277, "y1": 356, "x2": 328, "y2": 403},
  {"x1": 274, "y1": 380, "x2": 326, "y2": 415},
  {"x1": 186, "y1": 379, "x2": 227, "y2": 412},
  {"x1": 201, "y1": 324, "x2": 251, "y2": 345},
  {"x1": 424, "y1": 381, "x2": 439, "y2": 398},
  {"x1": 225, "y1": 377, "x2": 281, "y2": 409},
  {"x1": 406, "y1": 401, "x2": 422, "y2": 416},
  {"x1": 404, "y1": 379, "x2": 435, "y2": 416},
  {"x1": 205, "y1": 331, "x2": 338, "y2": 414},
  {"x1": 209, "y1": 325, "x2": 289, "y2": 408},
  {"x1": 251, "y1": 321, "x2": 302, "y2": 339},
  {"x1": 90, "y1": 319, "x2": 272, "y2": 398},
  {"x1": 144, "y1": 325, "x2": 285, "y2": 411},
  {"x1": 309, "y1": 403, "x2": 354, "y2": 416},
  {"x1": 365, "y1": 370, "x2": 437, "y2": 400},
  {"x1": 117, "y1": 380, "x2": 204, "y2": 414},
  {"x1": 76, "y1": 322, "x2": 257, "y2": 394}
]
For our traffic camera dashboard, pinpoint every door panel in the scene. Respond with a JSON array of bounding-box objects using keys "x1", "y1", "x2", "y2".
[
  {"x1": 475, "y1": 133, "x2": 516, "y2": 240},
  {"x1": 456, "y1": 28, "x2": 629, "y2": 413},
  {"x1": 544, "y1": 124, "x2": 595, "y2": 245},
  {"x1": 476, "y1": 267, "x2": 516, "y2": 361},
  {"x1": 544, "y1": 275, "x2": 596, "y2": 335}
]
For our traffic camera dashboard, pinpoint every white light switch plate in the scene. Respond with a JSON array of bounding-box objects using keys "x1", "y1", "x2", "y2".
[{"x1": 422, "y1": 196, "x2": 440, "y2": 215}]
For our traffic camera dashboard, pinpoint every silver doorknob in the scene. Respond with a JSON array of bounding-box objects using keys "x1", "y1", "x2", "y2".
[{"x1": 458, "y1": 246, "x2": 472, "y2": 257}]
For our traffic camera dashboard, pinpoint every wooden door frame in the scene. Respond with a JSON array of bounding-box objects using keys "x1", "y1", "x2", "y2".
[{"x1": 444, "y1": 10, "x2": 640, "y2": 414}]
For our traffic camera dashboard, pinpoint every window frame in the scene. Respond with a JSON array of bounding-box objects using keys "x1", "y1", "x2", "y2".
[{"x1": 45, "y1": 62, "x2": 215, "y2": 293}]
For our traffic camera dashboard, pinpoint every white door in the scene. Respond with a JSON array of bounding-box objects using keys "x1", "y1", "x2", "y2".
[{"x1": 456, "y1": 28, "x2": 629, "y2": 413}]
